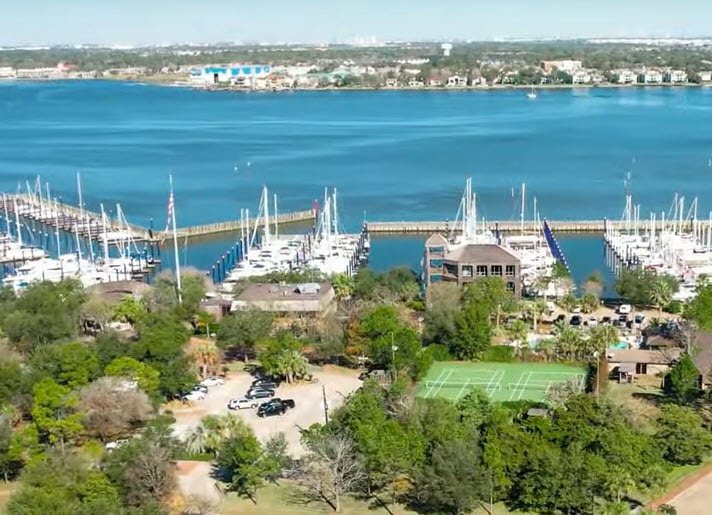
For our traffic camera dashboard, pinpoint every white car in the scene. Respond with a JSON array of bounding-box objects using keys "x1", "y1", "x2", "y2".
[
  {"x1": 105, "y1": 439, "x2": 129, "y2": 451},
  {"x1": 182, "y1": 389, "x2": 206, "y2": 402},
  {"x1": 200, "y1": 376, "x2": 224, "y2": 387},
  {"x1": 586, "y1": 316, "x2": 598, "y2": 327},
  {"x1": 228, "y1": 397, "x2": 259, "y2": 410},
  {"x1": 618, "y1": 304, "x2": 632, "y2": 315}
]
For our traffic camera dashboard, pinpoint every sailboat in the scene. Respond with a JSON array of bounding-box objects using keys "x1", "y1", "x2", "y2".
[{"x1": 527, "y1": 86, "x2": 537, "y2": 99}]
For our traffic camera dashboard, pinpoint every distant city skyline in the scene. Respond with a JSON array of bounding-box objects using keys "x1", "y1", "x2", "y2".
[{"x1": 1, "y1": 0, "x2": 710, "y2": 47}]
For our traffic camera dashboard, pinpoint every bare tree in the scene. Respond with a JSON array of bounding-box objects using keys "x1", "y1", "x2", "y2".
[
  {"x1": 79, "y1": 376, "x2": 152, "y2": 442},
  {"x1": 297, "y1": 434, "x2": 364, "y2": 512},
  {"x1": 125, "y1": 441, "x2": 176, "y2": 506},
  {"x1": 546, "y1": 377, "x2": 584, "y2": 408}
]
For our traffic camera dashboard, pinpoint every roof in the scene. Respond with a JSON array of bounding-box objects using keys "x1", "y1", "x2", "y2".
[
  {"x1": 445, "y1": 244, "x2": 520, "y2": 265},
  {"x1": 425, "y1": 233, "x2": 448, "y2": 246},
  {"x1": 606, "y1": 348, "x2": 681, "y2": 365},
  {"x1": 693, "y1": 331, "x2": 712, "y2": 380},
  {"x1": 232, "y1": 282, "x2": 335, "y2": 313}
]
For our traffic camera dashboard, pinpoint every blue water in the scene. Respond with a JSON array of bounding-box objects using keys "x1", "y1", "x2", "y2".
[{"x1": 2, "y1": 81, "x2": 712, "y2": 285}]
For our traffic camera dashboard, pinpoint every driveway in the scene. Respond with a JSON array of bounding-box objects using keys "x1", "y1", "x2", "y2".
[{"x1": 170, "y1": 365, "x2": 362, "y2": 457}]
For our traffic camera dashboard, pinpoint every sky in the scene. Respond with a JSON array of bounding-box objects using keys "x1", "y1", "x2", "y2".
[{"x1": 1, "y1": 0, "x2": 709, "y2": 46}]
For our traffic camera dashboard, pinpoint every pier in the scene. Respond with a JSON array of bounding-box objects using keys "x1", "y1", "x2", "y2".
[{"x1": 365, "y1": 219, "x2": 712, "y2": 234}]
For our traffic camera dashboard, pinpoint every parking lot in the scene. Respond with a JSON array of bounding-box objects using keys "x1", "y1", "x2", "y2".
[{"x1": 170, "y1": 365, "x2": 362, "y2": 456}]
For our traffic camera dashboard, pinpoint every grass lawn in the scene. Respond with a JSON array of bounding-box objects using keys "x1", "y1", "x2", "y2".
[
  {"x1": 605, "y1": 376, "x2": 664, "y2": 432},
  {"x1": 417, "y1": 361, "x2": 587, "y2": 403},
  {"x1": 221, "y1": 481, "x2": 518, "y2": 515}
]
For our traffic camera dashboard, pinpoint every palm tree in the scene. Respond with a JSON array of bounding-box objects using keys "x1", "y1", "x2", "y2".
[
  {"x1": 332, "y1": 273, "x2": 356, "y2": 301},
  {"x1": 650, "y1": 277, "x2": 674, "y2": 317},
  {"x1": 505, "y1": 320, "x2": 529, "y2": 356},
  {"x1": 277, "y1": 349, "x2": 308, "y2": 384},
  {"x1": 553, "y1": 323, "x2": 582, "y2": 361},
  {"x1": 522, "y1": 299, "x2": 547, "y2": 333},
  {"x1": 536, "y1": 337, "x2": 556, "y2": 362},
  {"x1": 192, "y1": 341, "x2": 219, "y2": 379},
  {"x1": 185, "y1": 413, "x2": 250, "y2": 457}
]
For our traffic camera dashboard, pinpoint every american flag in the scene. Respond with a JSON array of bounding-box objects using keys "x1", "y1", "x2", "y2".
[{"x1": 164, "y1": 190, "x2": 174, "y2": 233}]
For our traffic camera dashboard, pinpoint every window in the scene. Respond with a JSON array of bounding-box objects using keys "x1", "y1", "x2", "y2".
[
  {"x1": 506, "y1": 265, "x2": 516, "y2": 277},
  {"x1": 429, "y1": 259, "x2": 443, "y2": 268},
  {"x1": 429, "y1": 246, "x2": 445, "y2": 254},
  {"x1": 506, "y1": 281, "x2": 515, "y2": 292},
  {"x1": 491, "y1": 265, "x2": 503, "y2": 277},
  {"x1": 444, "y1": 264, "x2": 458, "y2": 276},
  {"x1": 430, "y1": 274, "x2": 443, "y2": 283},
  {"x1": 476, "y1": 265, "x2": 488, "y2": 277},
  {"x1": 462, "y1": 265, "x2": 473, "y2": 278}
]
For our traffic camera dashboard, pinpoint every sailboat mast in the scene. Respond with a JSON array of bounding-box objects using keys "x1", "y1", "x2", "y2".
[
  {"x1": 273, "y1": 193, "x2": 279, "y2": 240},
  {"x1": 100, "y1": 204, "x2": 109, "y2": 261},
  {"x1": 54, "y1": 205, "x2": 61, "y2": 257},
  {"x1": 169, "y1": 176, "x2": 182, "y2": 304},
  {"x1": 520, "y1": 183, "x2": 525, "y2": 234},
  {"x1": 262, "y1": 185, "x2": 270, "y2": 245},
  {"x1": 77, "y1": 172, "x2": 84, "y2": 223},
  {"x1": 12, "y1": 197, "x2": 22, "y2": 246}
]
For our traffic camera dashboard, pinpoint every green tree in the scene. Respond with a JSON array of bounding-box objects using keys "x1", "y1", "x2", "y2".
[
  {"x1": 416, "y1": 436, "x2": 490, "y2": 515},
  {"x1": 462, "y1": 277, "x2": 511, "y2": 329},
  {"x1": 651, "y1": 277, "x2": 674, "y2": 317},
  {"x1": 450, "y1": 301, "x2": 492, "y2": 360},
  {"x1": 331, "y1": 274, "x2": 355, "y2": 300},
  {"x1": 7, "y1": 451, "x2": 122, "y2": 515},
  {"x1": 258, "y1": 333, "x2": 307, "y2": 383},
  {"x1": 684, "y1": 283, "x2": 712, "y2": 330},
  {"x1": 186, "y1": 413, "x2": 251, "y2": 457},
  {"x1": 665, "y1": 354, "x2": 700, "y2": 404},
  {"x1": 32, "y1": 342, "x2": 100, "y2": 388},
  {"x1": 655, "y1": 405, "x2": 712, "y2": 465},
  {"x1": 30, "y1": 378, "x2": 84, "y2": 446},
  {"x1": 505, "y1": 319, "x2": 529, "y2": 354},
  {"x1": 0, "y1": 352, "x2": 23, "y2": 408},
  {"x1": 0, "y1": 415, "x2": 23, "y2": 482},
  {"x1": 1, "y1": 280, "x2": 86, "y2": 351},
  {"x1": 111, "y1": 295, "x2": 147, "y2": 326},
  {"x1": 217, "y1": 309, "x2": 274, "y2": 362},
  {"x1": 423, "y1": 282, "x2": 461, "y2": 346},
  {"x1": 521, "y1": 299, "x2": 547, "y2": 333},
  {"x1": 104, "y1": 356, "x2": 161, "y2": 394},
  {"x1": 217, "y1": 431, "x2": 276, "y2": 500}
]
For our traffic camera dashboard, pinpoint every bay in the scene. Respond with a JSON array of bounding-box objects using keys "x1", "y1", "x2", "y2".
[{"x1": 1, "y1": 80, "x2": 711, "y2": 290}]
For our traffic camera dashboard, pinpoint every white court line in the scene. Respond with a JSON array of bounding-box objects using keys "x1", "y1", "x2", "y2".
[
  {"x1": 529, "y1": 371, "x2": 583, "y2": 376},
  {"x1": 456, "y1": 378, "x2": 470, "y2": 400},
  {"x1": 432, "y1": 369, "x2": 453, "y2": 398},
  {"x1": 508, "y1": 372, "x2": 527, "y2": 401},
  {"x1": 424, "y1": 368, "x2": 447, "y2": 398},
  {"x1": 517, "y1": 372, "x2": 533, "y2": 401},
  {"x1": 486, "y1": 370, "x2": 504, "y2": 397}
]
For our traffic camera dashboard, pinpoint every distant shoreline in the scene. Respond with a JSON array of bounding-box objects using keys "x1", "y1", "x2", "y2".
[{"x1": 4, "y1": 76, "x2": 710, "y2": 92}]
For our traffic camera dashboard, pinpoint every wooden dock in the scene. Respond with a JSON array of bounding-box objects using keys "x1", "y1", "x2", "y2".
[
  {"x1": 174, "y1": 209, "x2": 316, "y2": 240},
  {"x1": 366, "y1": 219, "x2": 712, "y2": 234}
]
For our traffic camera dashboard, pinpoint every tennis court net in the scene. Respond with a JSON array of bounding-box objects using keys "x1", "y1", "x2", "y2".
[
  {"x1": 425, "y1": 380, "x2": 501, "y2": 390},
  {"x1": 506, "y1": 382, "x2": 555, "y2": 391}
]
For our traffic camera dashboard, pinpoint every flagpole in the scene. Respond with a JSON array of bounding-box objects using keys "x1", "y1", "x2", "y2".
[{"x1": 169, "y1": 175, "x2": 182, "y2": 304}]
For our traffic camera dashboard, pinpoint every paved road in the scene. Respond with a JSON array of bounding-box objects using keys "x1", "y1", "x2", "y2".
[{"x1": 670, "y1": 468, "x2": 712, "y2": 514}]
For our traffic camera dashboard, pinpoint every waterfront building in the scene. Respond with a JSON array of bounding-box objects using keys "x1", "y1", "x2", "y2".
[
  {"x1": 0, "y1": 67, "x2": 16, "y2": 78},
  {"x1": 540, "y1": 60, "x2": 582, "y2": 74},
  {"x1": 640, "y1": 69, "x2": 663, "y2": 84},
  {"x1": 424, "y1": 235, "x2": 522, "y2": 297},
  {"x1": 407, "y1": 78, "x2": 425, "y2": 88},
  {"x1": 614, "y1": 69, "x2": 637, "y2": 84},
  {"x1": 665, "y1": 69, "x2": 688, "y2": 83},
  {"x1": 571, "y1": 70, "x2": 591, "y2": 84},
  {"x1": 699, "y1": 71, "x2": 712, "y2": 82},
  {"x1": 446, "y1": 75, "x2": 466, "y2": 87},
  {"x1": 190, "y1": 64, "x2": 273, "y2": 87}
]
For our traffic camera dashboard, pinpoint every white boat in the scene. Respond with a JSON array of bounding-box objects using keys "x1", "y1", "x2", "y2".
[{"x1": 527, "y1": 87, "x2": 537, "y2": 99}]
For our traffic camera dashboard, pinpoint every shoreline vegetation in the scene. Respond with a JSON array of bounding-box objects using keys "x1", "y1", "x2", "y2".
[{"x1": 5, "y1": 75, "x2": 711, "y2": 92}]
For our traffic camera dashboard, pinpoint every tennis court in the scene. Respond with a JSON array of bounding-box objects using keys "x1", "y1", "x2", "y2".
[{"x1": 416, "y1": 361, "x2": 588, "y2": 403}]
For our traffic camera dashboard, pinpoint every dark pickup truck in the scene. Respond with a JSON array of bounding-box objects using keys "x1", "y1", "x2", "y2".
[{"x1": 257, "y1": 398, "x2": 295, "y2": 417}]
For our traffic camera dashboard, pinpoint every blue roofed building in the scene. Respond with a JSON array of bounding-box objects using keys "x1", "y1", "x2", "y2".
[{"x1": 189, "y1": 64, "x2": 272, "y2": 87}]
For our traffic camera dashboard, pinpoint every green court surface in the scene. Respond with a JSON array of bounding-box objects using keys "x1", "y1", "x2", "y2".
[{"x1": 416, "y1": 361, "x2": 588, "y2": 403}]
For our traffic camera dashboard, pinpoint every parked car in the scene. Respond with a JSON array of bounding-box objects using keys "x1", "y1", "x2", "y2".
[
  {"x1": 228, "y1": 397, "x2": 259, "y2": 410},
  {"x1": 251, "y1": 380, "x2": 278, "y2": 390},
  {"x1": 570, "y1": 315, "x2": 583, "y2": 327},
  {"x1": 193, "y1": 384, "x2": 208, "y2": 394},
  {"x1": 586, "y1": 316, "x2": 598, "y2": 327},
  {"x1": 182, "y1": 389, "x2": 206, "y2": 402},
  {"x1": 572, "y1": 306, "x2": 582, "y2": 314},
  {"x1": 200, "y1": 376, "x2": 224, "y2": 387},
  {"x1": 105, "y1": 439, "x2": 129, "y2": 451},
  {"x1": 601, "y1": 316, "x2": 612, "y2": 325},
  {"x1": 263, "y1": 398, "x2": 295, "y2": 410},
  {"x1": 247, "y1": 389, "x2": 275, "y2": 400},
  {"x1": 555, "y1": 314, "x2": 566, "y2": 324},
  {"x1": 257, "y1": 403, "x2": 286, "y2": 417},
  {"x1": 358, "y1": 369, "x2": 388, "y2": 381},
  {"x1": 618, "y1": 304, "x2": 632, "y2": 315},
  {"x1": 634, "y1": 314, "x2": 645, "y2": 325}
]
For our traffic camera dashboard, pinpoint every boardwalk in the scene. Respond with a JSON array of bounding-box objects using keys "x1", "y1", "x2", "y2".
[{"x1": 366, "y1": 219, "x2": 712, "y2": 234}]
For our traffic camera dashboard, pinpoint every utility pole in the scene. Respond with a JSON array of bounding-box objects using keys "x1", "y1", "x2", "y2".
[{"x1": 322, "y1": 385, "x2": 329, "y2": 424}]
